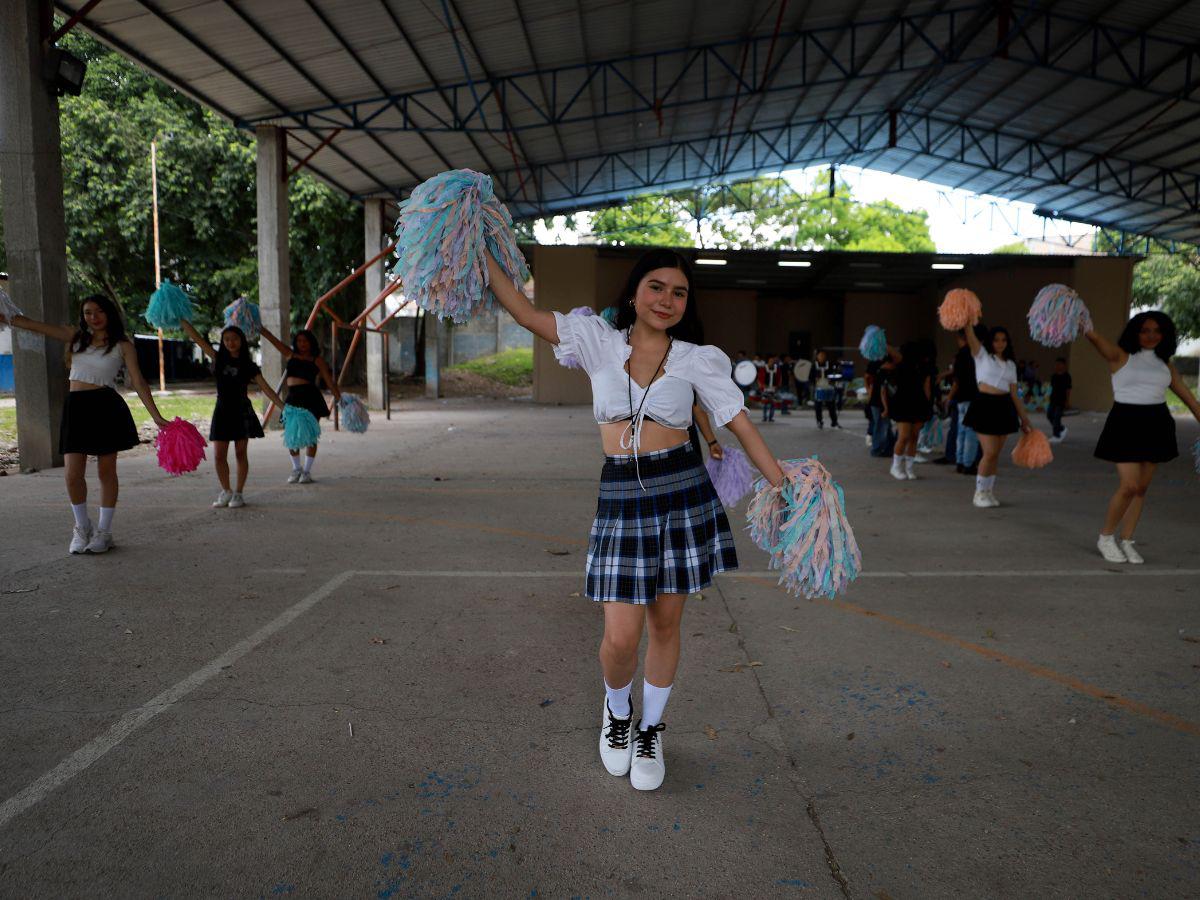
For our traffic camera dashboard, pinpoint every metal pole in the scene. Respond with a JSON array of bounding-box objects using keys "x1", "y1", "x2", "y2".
[
  {"x1": 384, "y1": 331, "x2": 391, "y2": 420},
  {"x1": 151, "y1": 140, "x2": 165, "y2": 392},
  {"x1": 330, "y1": 319, "x2": 339, "y2": 431}
]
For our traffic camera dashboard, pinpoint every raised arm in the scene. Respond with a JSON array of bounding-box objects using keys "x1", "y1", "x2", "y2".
[
  {"x1": 119, "y1": 340, "x2": 169, "y2": 427},
  {"x1": 252, "y1": 372, "x2": 285, "y2": 409},
  {"x1": 258, "y1": 324, "x2": 293, "y2": 358},
  {"x1": 0, "y1": 311, "x2": 75, "y2": 343},
  {"x1": 315, "y1": 357, "x2": 342, "y2": 402},
  {"x1": 485, "y1": 254, "x2": 559, "y2": 345},
  {"x1": 724, "y1": 411, "x2": 784, "y2": 487},
  {"x1": 1168, "y1": 363, "x2": 1200, "y2": 421},
  {"x1": 963, "y1": 326, "x2": 982, "y2": 358},
  {"x1": 179, "y1": 319, "x2": 217, "y2": 361},
  {"x1": 1084, "y1": 328, "x2": 1126, "y2": 371}
]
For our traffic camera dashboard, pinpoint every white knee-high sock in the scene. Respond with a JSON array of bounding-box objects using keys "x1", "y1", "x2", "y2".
[
  {"x1": 70, "y1": 503, "x2": 91, "y2": 530},
  {"x1": 302, "y1": 454, "x2": 315, "y2": 474},
  {"x1": 289, "y1": 454, "x2": 302, "y2": 471},
  {"x1": 604, "y1": 679, "x2": 632, "y2": 719},
  {"x1": 641, "y1": 680, "x2": 673, "y2": 728},
  {"x1": 98, "y1": 506, "x2": 115, "y2": 532}
]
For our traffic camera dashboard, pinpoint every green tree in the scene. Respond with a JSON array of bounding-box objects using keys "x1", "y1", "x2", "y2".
[
  {"x1": 589, "y1": 196, "x2": 694, "y2": 246},
  {"x1": 1130, "y1": 252, "x2": 1200, "y2": 340},
  {"x1": 991, "y1": 240, "x2": 1029, "y2": 254}
]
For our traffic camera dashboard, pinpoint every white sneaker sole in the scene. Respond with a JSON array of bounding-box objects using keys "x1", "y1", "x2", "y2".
[{"x1": 630, "y1": 765, "x2": 666, "y2": 791}]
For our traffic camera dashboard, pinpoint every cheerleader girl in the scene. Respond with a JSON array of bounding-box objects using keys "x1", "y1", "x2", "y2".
[
  {"x1": 259, "y1": 326, "x2": 341, "y2": 483},
  {"x1": 1084, "y1": 312, "x2": 1200, "y2": 564},
  {"x1": 484, "y1": 248, "x2": 784, "y2": 792},
  {"x1": 961, "y1": 324, "x2": 1032, "y2": 508},
  {"x1": 180, "y1": 319, "x2": 284, "y2": 507},
  {"x1": 0, "y1": 295, "x2": 168, "y2": 553},
  {"x1": 883, "y1": 340, "x2": 933, "y2": 481}
]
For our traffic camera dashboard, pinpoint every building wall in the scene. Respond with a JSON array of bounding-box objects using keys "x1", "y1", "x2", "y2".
[
  {"x1": 1069, "y1": 257, "x2": 1136, "y2": 411},
  {"x1": 532, "y1": 246, "x2": 595, "y2": 404}
]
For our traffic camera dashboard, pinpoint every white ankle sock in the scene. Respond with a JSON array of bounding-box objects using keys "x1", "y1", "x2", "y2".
[
  {"x1": 641, "y1": 680, "x2": 673, "y2": 728},
  {"x1": 604, "y1": 679, "x2": 632, "y2": 719},
  {"x1": 290, "y1": 454, "x2": 302, "y2": 471},
  {"x1": 70, "y1": 503, "x2": 91, "y2": 530},
  {"x1": 302, "y1": 455, "x2": 315, "y2": 474},
  {"x1": 98, "y1": 506, "x2": 114, "y2": 532}
]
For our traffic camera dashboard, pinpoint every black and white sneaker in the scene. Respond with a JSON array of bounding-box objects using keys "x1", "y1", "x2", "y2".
[
  {"x1": 599, "y1": 699, "x2": 634, "y2": 776},
  {"x1": 629, "y1": 721, "x2": 666, "y2": 791}
]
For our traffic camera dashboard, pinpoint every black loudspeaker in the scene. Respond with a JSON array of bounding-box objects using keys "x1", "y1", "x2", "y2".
[{"x1": 43, "y1": 47, "x2": 87, "y2": 97}]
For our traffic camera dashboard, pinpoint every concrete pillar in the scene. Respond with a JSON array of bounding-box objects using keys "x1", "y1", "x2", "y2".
[
  {"x1": 0, "y1": 0, "x2": 71, "y2": 471},
  {"x1": 256, "y1": 125, "x2": 290, "y2": 410},
  {"x1": 423, "y1": 313, "x2": 442, "y2": 398},
  {"x1": 363, "y1": 198, "x2": 386, "y2": 409}
]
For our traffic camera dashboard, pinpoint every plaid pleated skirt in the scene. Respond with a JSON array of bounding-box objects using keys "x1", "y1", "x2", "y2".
[{"x1": 586, "y1": 443, "x2": 739, "y2": 604}]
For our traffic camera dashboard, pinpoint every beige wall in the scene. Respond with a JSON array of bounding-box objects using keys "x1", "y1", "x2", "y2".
[
  {"x1": 697, "y1": 289, "x2": 758, "y2": 357},
  {"x1": 531, "y1": 245, "x2": 595, "y2": 405},
  {"x1": 843, "y1": 291, "x2": 937, "y2": 354},
  {"x1": 1069, "y1": 257, "x2": 1136, "y2": 411},
  {"x1": 755, "y1": 295, "x2": 839, "y2": 356}
]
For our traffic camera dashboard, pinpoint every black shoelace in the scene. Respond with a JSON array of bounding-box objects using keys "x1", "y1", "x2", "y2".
[
  {"x1": 605, "y1": 709, "x2": 632, "y2": 749},
  {"x1": 634, "y1": 722, "x2": 666, "y2": 759}
]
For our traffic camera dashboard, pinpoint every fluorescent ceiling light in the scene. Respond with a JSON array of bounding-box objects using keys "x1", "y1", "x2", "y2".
[
  {"x1": 931, "y1": 263, "x2": 965, "y2": 270},
  {"x1": 777, "y1": 260, "x2": 812, "y2": 268},
  {"x1": 695, "y1": 258, "x2": 727, "y2": 266}
]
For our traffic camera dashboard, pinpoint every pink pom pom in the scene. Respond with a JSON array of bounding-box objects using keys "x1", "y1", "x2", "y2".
[
  {"x1": 938, "y1": 289, "x2": 982, "y2": 331},
  {"x1": 155, "y1": 417, "x2": 208, "y2": 476},
  {"x1": 1011, "y1": 429, "x2": 1053, "y2": 469}
]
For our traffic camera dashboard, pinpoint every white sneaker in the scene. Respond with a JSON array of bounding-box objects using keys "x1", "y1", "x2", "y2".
[
  {"x1": 913, "y1": 453, "x2": 930, "y2": 464},
  {"x1": 973, "y1": 491, "x2": 992, "y2": 508},
  {"x1": 1119, "y1": 539, "x2": 1143, "y2": 565},
  {"x1": 69, "y1": 525, "x2": 92, "y2": 555},
  {"x1": 865, "y1": 435, "x2": 872, "y2": 446},
  {"x1": 228, "y1": 493, "x2": 245, "y2": 508},
  {"x1": 890, "y1": 459, "x2": 906, "y2": 481},
  {"x1": 1059, "y1": 427, "x2": 1068, "y2": 441},
  {"x1": 298, "y1": 471, "x2": 314, "y2": 484},
  {"x1": 599, "y1": 699, "x2": 634, "y2": 776},
  {"x1": 1097, "y1": 533, "x2": 1127, "y2": 563},
  {"x1": 212, "y1": 489, "x2": 232, "y2": 508},
  {"x1": 985, "y1": 490, "x2": 1000, "y2": 507},
  {"x1": 904, "y1": 459, "x2": 917, "y2": 480},
  {"x1": 630, "y1": 721, "x2": 666, "y2": 791},
  {"x1": 85, "y1": 530, "x2": 113, "y2": 554},
  {"x1": 287, "y1": 470, "x2": 301, "y2": 483}
]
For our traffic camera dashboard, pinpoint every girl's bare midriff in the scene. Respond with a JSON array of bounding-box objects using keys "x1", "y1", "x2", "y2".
[
  {"x1": 599, "y1": 419, "x2": 690, "y2": 456},
  {"x1": 977, "y1": 384, "x2": 1008, "y2": 396},
  {"x1": 68, "y1": 381, "x2": 106, "y2": 392}
]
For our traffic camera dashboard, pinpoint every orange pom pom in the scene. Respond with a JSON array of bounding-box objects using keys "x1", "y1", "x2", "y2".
[
  {"x1": 938, "y1": 289, "x2": 982, "y2": 331},
  {"x1": 1012, "y1": 429, "x2": 1053, "y2": 469}
]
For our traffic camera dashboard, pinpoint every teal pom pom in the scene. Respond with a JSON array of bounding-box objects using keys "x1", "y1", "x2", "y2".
[
  {"x1": 223, "y1": 297, "x2": 261, "y2": 340},
  {"x1": 599, "y1": 306, "x2": 619, "y2": 326},
  {"x1": 145, "y1": 281, "x2": 193, "y2": 330},
  {"x1": 339, "y1": 394, "x2": 370, "y2": 433},
  {"x1": 859, "y1": 325, "x2": 887, "y2": 361},
  {"x1": 282, "y1": 406, "x2": 321, "y2": 450}
]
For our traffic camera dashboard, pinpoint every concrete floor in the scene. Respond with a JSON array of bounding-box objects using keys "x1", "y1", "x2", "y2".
[{"x1": 0, "y1": 398, "x2": 1197, "y2": 899}]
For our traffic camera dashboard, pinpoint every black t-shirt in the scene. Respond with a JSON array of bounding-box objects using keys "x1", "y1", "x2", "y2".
[
  {"x1": 1050, "y1": 372, "x2": 1072, "y2": 407},
  {"x1": 866, "y1": 360, "x2": 885, "y2": 407},
  {"x1": 214, "y1": 352, "x2": 261, "y2": 399},
  {"x1": 952, "y1": 345, "x2": 978, "y2": 403}
]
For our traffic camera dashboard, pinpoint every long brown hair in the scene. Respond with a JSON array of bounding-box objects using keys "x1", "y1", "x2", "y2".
[{"x1": 71, "y1": 294, "x2": 129, "y2": 354}]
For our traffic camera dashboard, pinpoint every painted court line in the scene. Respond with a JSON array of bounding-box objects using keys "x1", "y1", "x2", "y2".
[{"x1": 731, "y1": 569, "x2": 1200, "y2": 579}]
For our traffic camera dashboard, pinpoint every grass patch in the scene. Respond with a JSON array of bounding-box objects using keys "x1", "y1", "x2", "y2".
[
  {"x1": 0, "y1": 392, "x2": 220, "y2": 445},
  {"x1": 450, "y1": 347, "x2": 533, "y2": 386}
]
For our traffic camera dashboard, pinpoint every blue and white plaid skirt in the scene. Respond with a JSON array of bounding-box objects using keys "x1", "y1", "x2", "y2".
[{"x1": 586, "y1": 443, "x2": 739, "y2": 604}]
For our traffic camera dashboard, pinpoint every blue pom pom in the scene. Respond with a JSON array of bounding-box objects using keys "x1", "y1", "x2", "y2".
[
  {"x1": 599, "y1": 306, "x2": 619, "y2": 326},
  {"x1": 223, "y1": 297, "x2": 261, "y2": 340},
  {"x1": 859, "y1": 325, "x2": 887, "y2": 361},
  {"x1": 339, "y1": 394, "x2": 370, "y2": 434},
  {"x1": 145, "y1": 281, "x2": 193, "y2": 330},
  {"x1": 282, "y1": 406, "x2": 321, "y2": 450}
]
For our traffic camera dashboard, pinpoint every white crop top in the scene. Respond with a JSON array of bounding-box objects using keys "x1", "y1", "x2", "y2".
[
  {"x1": 552, "y1": 312, "x2": 745, "y2": 450},
  {"x1": 69, "y1": 343, "x2": 124, "y2": 387},
  {"x1": 972, "y1": 346, "x2": 1017, "y2": 391},
  {"x1": 1112, "y1": 349, "x2": 1171, "y2": 404}
]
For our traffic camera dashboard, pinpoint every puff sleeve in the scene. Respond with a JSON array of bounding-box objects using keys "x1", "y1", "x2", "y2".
[
  {"x1": 552, "y1": 311, "x2": 612, "y2": 375},
  {"x1": 690, "y1": 345, "x2": 746, "y2": 427}
]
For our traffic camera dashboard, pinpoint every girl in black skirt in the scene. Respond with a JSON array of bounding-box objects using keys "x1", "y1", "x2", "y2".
[
  {"x1": 0, "y1": 294, "x2": 169, "y2": 554},
  {"x1": 1083, "y1": 312, "x2": 1200, "y2": 564},
  {"x1": 260, "y1": 326, "x2": 341, "y2": 483},
  {"x1": 181, "y1": 319, "x2": 284, "y2": 508},
  {"x1": 883, "y1": 340, "x2": 934, "y2": 481},
  {"x1": 962, "y1": 325, "x2": 1032, "y2": 508},
  {"x1": 484, "y1": 248, "x2": 784, "y2": 792}
]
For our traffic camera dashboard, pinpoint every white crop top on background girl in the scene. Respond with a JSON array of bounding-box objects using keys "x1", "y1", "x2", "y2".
[
  {"x1": 972, "y1": 346, "x2": 1017, "y2": 391},
  {"x1": 1112, "y1": 349, "x2": 1171, "y2": 404},
  {"x1": 69, "y1": 343, "x2": 124, "y2": 388},
  {"x1": 553, "y1": 312, "x2": 745, "y2": 454}
]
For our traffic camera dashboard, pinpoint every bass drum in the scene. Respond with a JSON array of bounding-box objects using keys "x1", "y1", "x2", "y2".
[
  {"x1": 793, "y1": 359, "x2": 813, "y2": 382},
  {"x1": 733, "y1": 360, "x2": 758, "y2": 387}
]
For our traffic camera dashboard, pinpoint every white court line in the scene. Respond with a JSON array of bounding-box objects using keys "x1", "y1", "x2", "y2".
[{"x1": 731, "y1": 569, "x2": 1200, "y2": 579}]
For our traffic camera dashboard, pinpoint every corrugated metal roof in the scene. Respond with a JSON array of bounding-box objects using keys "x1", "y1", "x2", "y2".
[{"x1": 57, "y1": 0, "x2": 1200, "y2": 244}]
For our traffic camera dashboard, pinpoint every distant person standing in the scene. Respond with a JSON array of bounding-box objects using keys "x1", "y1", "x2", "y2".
[
  {"x1": 810, "y1": 350, "x2": 840, "y2": 429},
  {"x1": 952, "y1": 326, "x2": 984, "y2": 475},
  {"x1": 865, "y1": 357, "x2": 895, "y2": 457},
  {"x1": 1047, "y1": 358, "x2": 1072, "y2": 443},
  {"x1": 759, "y1": 355, "x2": 783, "y2": 422},
  {"x1": 793, "y1": 356, "x2": 813, "y2": 407}
]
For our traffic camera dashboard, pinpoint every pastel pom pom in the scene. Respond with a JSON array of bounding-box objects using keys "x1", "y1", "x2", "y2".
[
  {"x1": 223, "y1": 297, "x2": 261, "y2": 340},
  {"x1": 1027, "y1": 284, "x2": 1093, "y2": 347},
  {"x1": 599, "y1": 306, "x2": 619, "y2": 326},
  {"x1": 746, "y1": 458, "x2": 862, "y2": 599},
  {"x1": 0, "y1": 288, "x2": 41, "y2": 351},
  {"x1": 338, "y1": 394, "x2": 370, "y2": 433},
  {"x1": 1011, "y1": 429, "x2": 1053, "y2": 469},
  {"x1": 859, "y1": 325, "x2": 887, "y2": 361},
  {"x1": 705, "y1": 445, "x2": 755, "y2": 507},
  {"x1": 145, "y1": 281, "x2": 193, "y2": 330},
  {"x1": 557, "y1": 306, "x2": 597, "y2": 370},
  {"x1": 282, "y1": 406, "x2": 321, "y2": 450},
  {"x1": 387, "y1": 169, "x2": 530, "y2": 324},
  {"x1": 938, "y1": 289, "x2": 981, "y2": 331},
  {"x1": 155, "y1": 417, "x2": 207, "y2": 476},
  {"x1": 918, "y1": 416, "x2": 945, "y2": 453}
]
